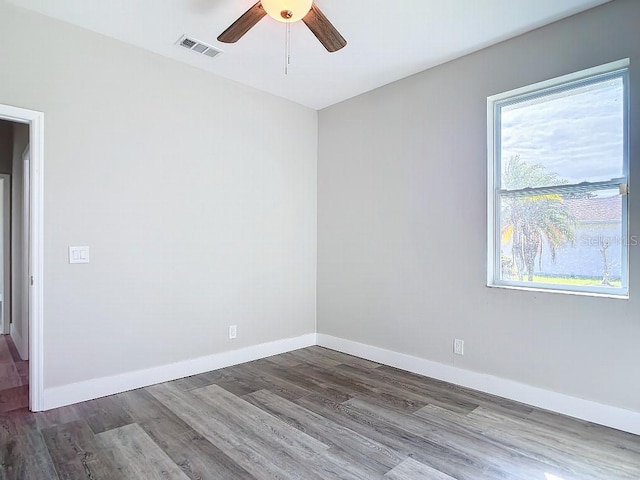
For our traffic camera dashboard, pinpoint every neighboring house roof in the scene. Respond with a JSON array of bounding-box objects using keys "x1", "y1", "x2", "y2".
[{"x1": 564, "y1": 195, "x2": 621, "y2": 222}]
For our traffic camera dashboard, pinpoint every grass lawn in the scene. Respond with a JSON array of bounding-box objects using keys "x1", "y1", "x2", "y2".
[{"x1": 532, "y1": 275, "x2": 621, "y2": 287}]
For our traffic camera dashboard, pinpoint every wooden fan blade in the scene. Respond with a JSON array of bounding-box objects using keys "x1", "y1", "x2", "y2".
[
  {"x1": 302, "y1": 3, "x2": 347, "y2": 52},
  {"x1": 217, "y1": 1, "x2": 266, "y2": 43}
]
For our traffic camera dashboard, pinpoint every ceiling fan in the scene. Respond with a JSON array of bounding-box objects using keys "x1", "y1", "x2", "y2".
[{"x1": 217, "y1": 0, "x2": 347, "y2": 53}]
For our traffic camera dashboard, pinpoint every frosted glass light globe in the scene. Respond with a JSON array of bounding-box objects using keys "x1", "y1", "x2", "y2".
[{"x1": 261, "y1": 0, "x2": 313, "y2": 22}]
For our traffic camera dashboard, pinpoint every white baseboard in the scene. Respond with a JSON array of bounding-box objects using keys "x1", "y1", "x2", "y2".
[
  {"x1": 10, "y1": 323, "x2": 28, "y2": 360},
  {"x1": 43, "y1": 333, "x2": 317, "y2": 411},
  {"x1": 316, "y1": 334, "x2": 640, "y2": 436},
  {"x1": 41, "y1": 331, "x2": 640, "y2": 436}
]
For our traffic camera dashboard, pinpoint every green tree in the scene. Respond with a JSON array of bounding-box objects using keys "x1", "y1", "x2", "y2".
[{"x1": 501, "y1": 156, "x2": 576, "y2": 281}]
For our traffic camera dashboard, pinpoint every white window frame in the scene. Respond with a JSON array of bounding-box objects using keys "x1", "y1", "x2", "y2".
[{"x1": 487, "y1": 59, "x2": 630, "y2": 298}]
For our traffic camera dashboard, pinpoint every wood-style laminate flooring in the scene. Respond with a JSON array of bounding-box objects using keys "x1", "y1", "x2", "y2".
[
  {"x1": 1, "y1": 346, "x2": 638, "y2": 479},
  {"x1": 0, "y1": 335, "x2": 28, "y2": 414}
]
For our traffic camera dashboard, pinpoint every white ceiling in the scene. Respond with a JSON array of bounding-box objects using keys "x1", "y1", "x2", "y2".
[{"x1": 8, "y1": 0, "x2": 611, "y2": 110}]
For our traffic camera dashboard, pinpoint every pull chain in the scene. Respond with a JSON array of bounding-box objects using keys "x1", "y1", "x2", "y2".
[{"x1": 285, "y1": 22, "x2": 291, "y2": 75}]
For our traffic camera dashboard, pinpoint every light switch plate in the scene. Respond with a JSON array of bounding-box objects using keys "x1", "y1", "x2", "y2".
[{"x1": 69, "y1": 246, "x2": 90, "y2": 264}]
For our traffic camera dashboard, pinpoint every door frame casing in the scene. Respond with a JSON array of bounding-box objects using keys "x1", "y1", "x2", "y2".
[{"x1": 0, "y1": 104, "x2": 44, "y2": 411}]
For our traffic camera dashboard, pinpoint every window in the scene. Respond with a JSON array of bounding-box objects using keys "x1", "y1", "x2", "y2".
[{"x1": 487, "y1": 60, "x2": 629, "y2": 297}]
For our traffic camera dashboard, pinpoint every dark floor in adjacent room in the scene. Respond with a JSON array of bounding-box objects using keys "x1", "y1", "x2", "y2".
[
  {"x1": 1, "y1": 346, "x2": 638, "y2": 479},
  {"x1": 0, "y1": 335, "x2": 28, "y2": 414}
]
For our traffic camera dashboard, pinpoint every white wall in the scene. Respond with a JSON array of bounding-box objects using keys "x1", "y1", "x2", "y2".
[
  {"x1": 0, "y1": 2, "x2": 317, "y2": 389},
  {"x1": 318, "y1": 0, "x2": 640, "y2": 413}
]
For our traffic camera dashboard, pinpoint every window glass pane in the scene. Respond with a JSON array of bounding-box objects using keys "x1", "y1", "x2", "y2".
[
  {"x1": 499, "y1": 189, "x2": 625, "y2": 288},
  {"x1": 500, "y1": 76, "x2": 624, "y2": 188}
]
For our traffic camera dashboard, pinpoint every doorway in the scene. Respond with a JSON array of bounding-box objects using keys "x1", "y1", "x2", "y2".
[
  {"x1": 0, "y1": 104, "x2": 44, "y2": 412},
  {"x1": 0, "y1": 173, "x2": 10, "y2": 335}
]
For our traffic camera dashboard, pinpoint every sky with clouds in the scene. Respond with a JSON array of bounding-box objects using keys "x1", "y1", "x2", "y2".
[{"x1": 500, "y1": 77, "x2": 624, "y2": 187}]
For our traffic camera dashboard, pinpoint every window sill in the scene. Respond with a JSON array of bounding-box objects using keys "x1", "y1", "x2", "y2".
[{"x1": 486, "y1": 283, "x2": 629, "y2": 300}]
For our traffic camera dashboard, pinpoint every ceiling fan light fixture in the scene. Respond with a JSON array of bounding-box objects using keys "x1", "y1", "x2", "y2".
[{"x1": 261, "y1": 0, "x2": 312, "y2": 23}]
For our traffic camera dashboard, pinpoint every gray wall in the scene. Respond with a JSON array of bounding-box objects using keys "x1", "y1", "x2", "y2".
[
  {"x1": 0, "y1": 120, "x2": 12, "y2": 335},
  {"x1": 0, "y1": 120, "x2": 13, "y2": 174},
  {"x1": 318, "y1": 0, "x2": 640, "y2": 412},
  {"x1": 0, "y1": 2, "x2": 317, "y2": 388}
]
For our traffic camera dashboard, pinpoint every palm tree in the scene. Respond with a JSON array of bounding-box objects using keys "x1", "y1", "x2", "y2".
[{"x1": 500, "y1": 156, "x2": 576, "y2": 281}]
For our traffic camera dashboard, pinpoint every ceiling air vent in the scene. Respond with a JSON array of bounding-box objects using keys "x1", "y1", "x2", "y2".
[{"x1": 176, "y1": 35, "x2": 223, "y2": 59}]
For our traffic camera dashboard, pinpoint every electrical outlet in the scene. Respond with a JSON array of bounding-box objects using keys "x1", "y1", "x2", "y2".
[
  {"x1": 454, "y1": 339, "x2": 464, "y2": 355},
  {"x1": 229, "y1": 325, "x2": 237, "y2": 339}
]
